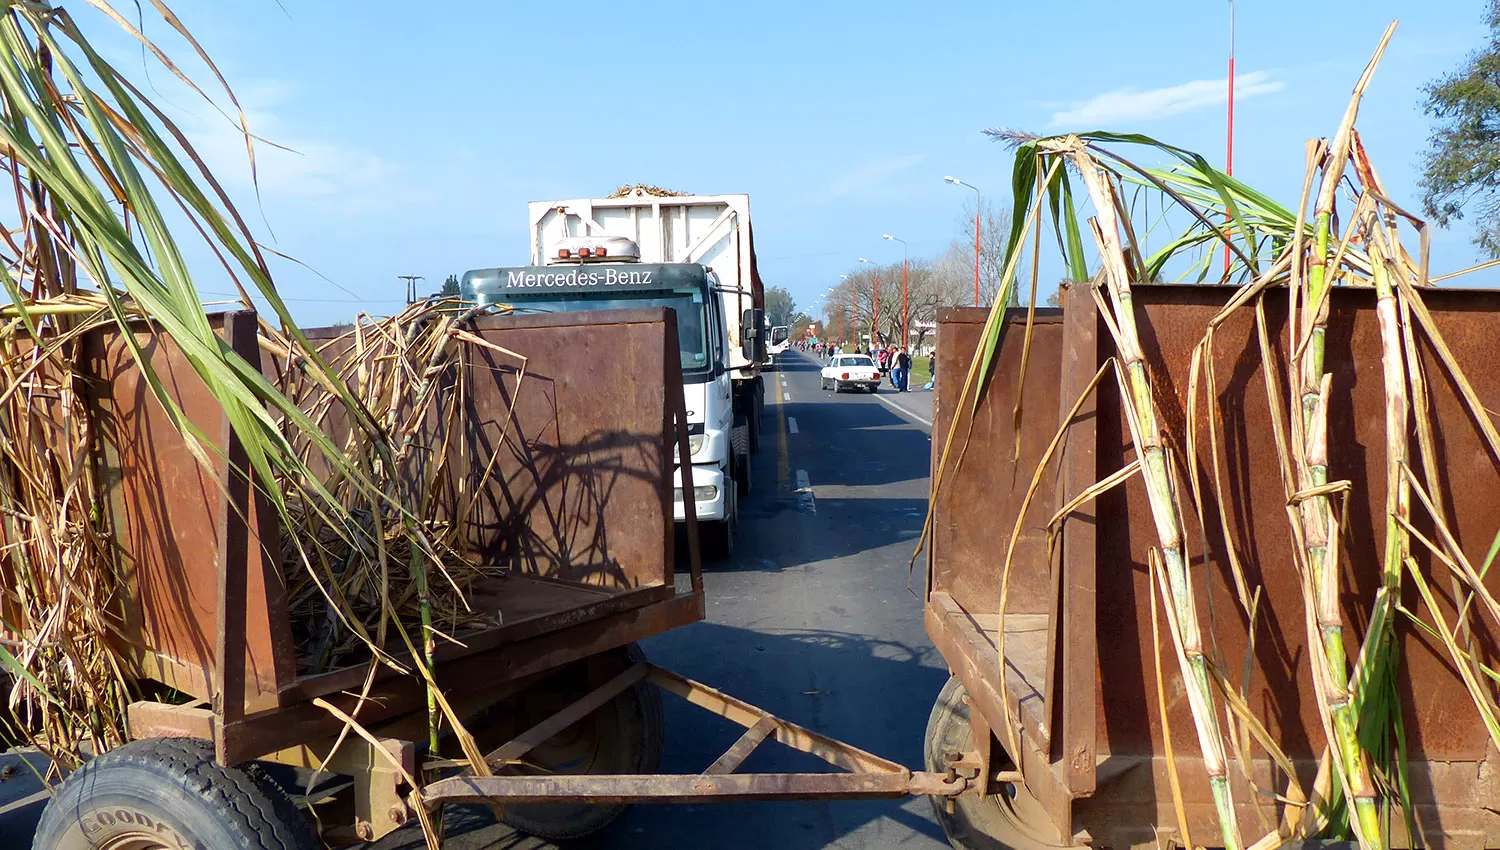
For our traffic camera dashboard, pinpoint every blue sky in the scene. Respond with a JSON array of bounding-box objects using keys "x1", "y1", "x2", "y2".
[{"x1": 80, "y1": 1, "x2": 1492, "y2": 325}]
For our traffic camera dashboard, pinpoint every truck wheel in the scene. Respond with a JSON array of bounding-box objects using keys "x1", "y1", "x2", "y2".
[
  {"x1": 748, "y1": 393, "x2": 762, "y2": 454},
  {"x1": 702, "y1": 460, "x2": 738, "y2": 560},
  {"x1": 497, "y1": 644, "x2": 665, "y2": 841},
  {"x1": 34, "y1": 737, "x2": 318, "y2": 850},
  {"x1": 730, "y1": 414, "x2": 752, "y2": 497},
  {"x1": 925, "y1": 677, "x2": 1072, "y2": 850}
]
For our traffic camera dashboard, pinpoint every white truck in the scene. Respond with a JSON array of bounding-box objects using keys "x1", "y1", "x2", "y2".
[
  {"x1": 461, "y1": 190, "x2": 767, "y2": 557},
  {"x1": 768, "y1": 325, "x2": 792, "y2": 358}
]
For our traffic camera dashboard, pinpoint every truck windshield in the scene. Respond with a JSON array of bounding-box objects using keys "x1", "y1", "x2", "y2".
[{"x1": 503, "y1": 289, "x2": 713, "y2": 377}]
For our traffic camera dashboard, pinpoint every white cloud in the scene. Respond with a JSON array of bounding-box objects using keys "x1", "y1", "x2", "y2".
[
  {"x1": 1048, "y1": 71, "x2": 1285, "y2": 128},
  {"x1": 826, "y1": 153, "x2": 925, "y2": 198},
  {"x1": 171, "y1": 79, "x2": 411, "y2": 216}
]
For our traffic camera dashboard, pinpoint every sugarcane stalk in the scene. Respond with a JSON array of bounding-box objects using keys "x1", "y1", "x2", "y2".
[
  {"x1": 1072, "y1": 143, "x2": 1242, "y2": 850},
  {"x1": 1293, "y1": 191, "x2": 1383, "y2": 850}
]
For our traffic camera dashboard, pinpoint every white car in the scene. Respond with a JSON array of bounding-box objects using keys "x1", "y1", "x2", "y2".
[{"x1": 820, "y1": 354, "x2": 881, "y2": 393}]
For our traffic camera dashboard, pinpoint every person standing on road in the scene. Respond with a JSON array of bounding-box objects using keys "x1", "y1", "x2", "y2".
[
  {"x1": 924, "y1": 349, "x2": 936, "y2": 390},
  {"x1": 893, "y1": 347, "x2": 911, "y2": 392}
]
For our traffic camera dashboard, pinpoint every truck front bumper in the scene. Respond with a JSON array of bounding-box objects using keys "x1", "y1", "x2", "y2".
[{"x1": 672, "y1": 462, "x2": 727, "y2": 522}]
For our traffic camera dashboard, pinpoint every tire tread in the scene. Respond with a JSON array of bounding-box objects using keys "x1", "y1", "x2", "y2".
[{"x1": 36, "y1": 737, "x2": 316, "y2": 850}]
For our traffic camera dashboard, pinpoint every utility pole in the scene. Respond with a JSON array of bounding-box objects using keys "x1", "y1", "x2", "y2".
[{"x1": 399, "y1": 274, "x2": 425, "y2": 304}]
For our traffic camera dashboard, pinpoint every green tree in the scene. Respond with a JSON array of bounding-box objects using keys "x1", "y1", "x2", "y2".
[
  {"x1": 1420, "y1": 1, "x2": 1500, "y2": 255},
  {"x1": 440, "y1": 274, "x2": 460, "y2": 296},
  {"x1": 764, "y1": 285, "x2": 796, "y2": 327}
]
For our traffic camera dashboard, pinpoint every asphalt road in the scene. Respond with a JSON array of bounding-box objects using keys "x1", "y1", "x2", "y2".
[
  {"x1": 400, "y1": 350, "x2": 950, "y2": 850},
  {"x1": 2, "y1": 351, "x2": 949, "y2": 850}
]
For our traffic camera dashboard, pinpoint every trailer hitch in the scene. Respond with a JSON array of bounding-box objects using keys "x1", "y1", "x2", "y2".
[{"x1": 420, "y1": 662, "x2": 970, "y2": 807}]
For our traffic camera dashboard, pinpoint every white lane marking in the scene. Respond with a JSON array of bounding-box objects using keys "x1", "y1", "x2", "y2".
[
  {"x1": 874, "y1": 393, "x2": 933, "y2": 428},
  {"x1": 784, "y1": 392, "x2": 791, "y2": 402},
  {"x1": 795, "y1": 469, "x2": 816, "y2": 514},
  {"x1": 788, "y1": 417, "x2": 799, "y2": 434}
]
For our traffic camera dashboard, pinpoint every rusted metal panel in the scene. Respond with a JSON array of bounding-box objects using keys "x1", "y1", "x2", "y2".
[
  {"x1": 931, "y1": 307, "x2": 1065, "y2": 618},
  {"x1": 447, "y1": 309, "x2": 676, "y2": 591},
  {"x1": 220, "y1": 589, "x2": 703, "y2": 764},
  {"x1": 1097, "y1": 285, "x2": 1500, "y2": 767},
  {"x1": 86, "y1": 310, "x2": 295, "y2": 713},
  {"x1": 930, "y1": 282, "x2": 1500, "y2": 846},
  {"x1": 1057, "y1": 286, "x2": 1099, "y2": 796},
  {"x1": 85, "y1": 305, "x2": 703, "y2": 766}
]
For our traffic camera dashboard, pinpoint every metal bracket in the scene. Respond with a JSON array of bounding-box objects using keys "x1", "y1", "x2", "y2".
[{"x1": 420, "y1": 662, "x2": 968, "y2": 808}]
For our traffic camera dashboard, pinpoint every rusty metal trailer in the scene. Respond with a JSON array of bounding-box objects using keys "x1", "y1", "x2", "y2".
[
  {"x1": 924, "y1": 284, "x2": 1500, "y2": 850},
  {"x1": 33, "y1": 306, "x2": 964, "y2": 849}
]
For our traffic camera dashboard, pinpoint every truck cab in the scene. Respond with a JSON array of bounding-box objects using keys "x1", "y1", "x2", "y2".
[{"x1": 461, "y1": 235, "x2": 746, "y2": 556}]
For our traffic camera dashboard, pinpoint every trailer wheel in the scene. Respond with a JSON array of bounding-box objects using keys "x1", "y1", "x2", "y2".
[
  {"x1": 925, "y1": 677, "x2": 1072, "y2": 850},
  {"x1": 34, "y1": 737, "x2": 317, "y2": 850},
  {"x1": 496, "y1": 644, "x2": 664, "y2": 841}
]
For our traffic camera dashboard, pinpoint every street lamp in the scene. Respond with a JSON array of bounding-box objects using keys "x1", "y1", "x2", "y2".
[
  {"x1": 858, "y1": 257, "x2": 880, "y2": 345},
  {"x1": 945, "y1": 176, "x2": 982, "y2": 306},
  {"x1": 882, "y1": 234, "x2": 908, "y2": 350}
]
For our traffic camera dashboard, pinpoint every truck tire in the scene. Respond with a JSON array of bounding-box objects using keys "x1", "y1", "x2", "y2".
[
  {"x1": 702, "y1": 459, "x2": 738, "y2": 560},
  {"x1": 748, "y1": 394, "x2": 762, "y2": 454},
  {"x1": 731, "y1": 415, "x2": 752, "y2": 497},
  {"x1": 925, "y1": 677, "x2": 1071, "y2": 850},
  {"x1": 498, "y1": 645, "x2": 665, "y2": 841},
  {"x1": 34, "y1": 737, "x2": 318, "y2": 850},
  {"x1": 752, "y1": 379, "x2": 765, "y2": 451}
]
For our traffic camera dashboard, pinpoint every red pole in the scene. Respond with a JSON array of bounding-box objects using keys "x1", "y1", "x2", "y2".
[
  {"x1": 873, "y1": 275, "x2": 880, "y2": 345},
  {"x1": 1223, "y1": 0, "x2": 1235, "y2": 278},
  {"x1": 973, "y1": 209, "x2": 981, "y2": 306}
]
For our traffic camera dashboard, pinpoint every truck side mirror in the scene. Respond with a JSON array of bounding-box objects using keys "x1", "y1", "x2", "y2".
[{"x1": 741, "y1": 308, "x2": 765, "y2": 363}]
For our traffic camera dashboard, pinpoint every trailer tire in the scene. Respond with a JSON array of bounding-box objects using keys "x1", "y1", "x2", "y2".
[
  {"x1": 34, "y1": 737, "x2": 317, "y2": 850},
  {"x1": 497, "y1": 645, "x2": 665, "y2": 841},
  {"x1": 925, "y1": 677, "x2": 1071, "y2": 850}
]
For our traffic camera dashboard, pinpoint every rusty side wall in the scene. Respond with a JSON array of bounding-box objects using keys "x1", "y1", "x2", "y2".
[
  {"x1": 940, "y1": 286, "x2": 1500, "y2": 845},
  {"x1": 87, "y1": 312, "x2": 294, "y2": 710},
  {"x1": 1093, "y1": 285, "x2": 1500, "y2": 764},
  {"x1": 931, "y1": 306, "x2": 1064, "y2": 617},
  {"x1": 296, "y1": 309, "x2": 675, "y2": 591},
  {"x1": 1080, "y1": 284, "x2": 1500, "y2": 845},
  {"x1": 446, "y1": 310, "x2": 674, "y2": 589}
]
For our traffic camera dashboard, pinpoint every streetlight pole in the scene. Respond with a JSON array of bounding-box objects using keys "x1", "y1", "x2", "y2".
[
  {"x1": 858, "y1": 257, "x2": 879, "y2": 344},
  {"x1": 882, "y1": 234, "x2": 908, "y2": 350},
  {"x1": 945, "y1": 176, "x2": 982, "y2": 306}
]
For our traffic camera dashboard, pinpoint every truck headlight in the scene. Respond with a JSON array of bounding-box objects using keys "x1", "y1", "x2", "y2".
[
  {"x1": 674, "y1": 433, "x2": 708, "y2": 460},
  {"x1": 673, "y1": 485, "x2": 719, "y2": 502}
]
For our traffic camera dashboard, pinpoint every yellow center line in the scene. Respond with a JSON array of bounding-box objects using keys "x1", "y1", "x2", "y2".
[{"x1": 776, "y1": 373, "x2": 789, "y2": 487}]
